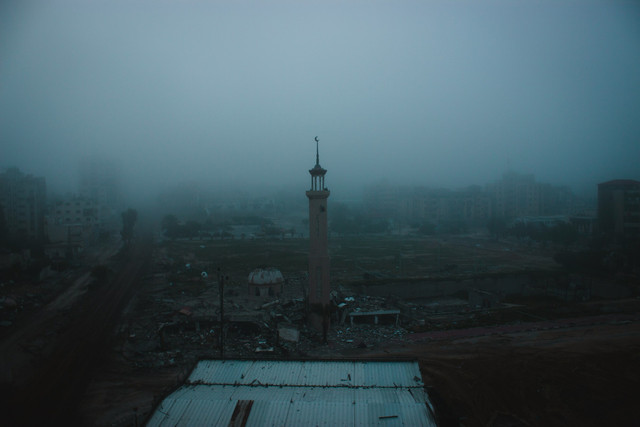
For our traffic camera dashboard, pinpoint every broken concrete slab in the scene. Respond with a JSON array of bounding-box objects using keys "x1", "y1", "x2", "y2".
[{"x1": 278, "y1": 325, "x2": 300, "y2": 343}]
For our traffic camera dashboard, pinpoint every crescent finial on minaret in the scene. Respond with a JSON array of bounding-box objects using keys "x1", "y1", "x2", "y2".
[{"x1": 315, "y1": 136, "x2": 320, "y2": 166}]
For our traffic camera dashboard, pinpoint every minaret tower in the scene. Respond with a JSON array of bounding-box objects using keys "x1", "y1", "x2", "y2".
[{"x1": 306, "y1": 137, "x2": 331, "y2": 334}]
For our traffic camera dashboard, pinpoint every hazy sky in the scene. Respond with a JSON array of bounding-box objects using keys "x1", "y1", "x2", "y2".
[{"x1": 1, "y1": 0, "x2": 639, "y2": 199}]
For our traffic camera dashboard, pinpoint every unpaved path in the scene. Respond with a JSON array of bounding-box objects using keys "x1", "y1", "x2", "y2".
[
  {"x1": 0, "y1": 236, "x2": 152, "y2": 426},
  {"x1": 0, "y1": 241, "x2": 120, "y2": 386}
]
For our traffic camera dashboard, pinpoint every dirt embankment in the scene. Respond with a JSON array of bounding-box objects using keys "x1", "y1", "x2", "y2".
[{"x1": 398, "y1": 322, "x2": 640, "y2": 427}]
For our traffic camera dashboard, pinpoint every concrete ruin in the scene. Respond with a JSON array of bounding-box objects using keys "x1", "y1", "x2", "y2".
[{"x1": 247, "y1": 267, "x2": 284, "y2": 298}]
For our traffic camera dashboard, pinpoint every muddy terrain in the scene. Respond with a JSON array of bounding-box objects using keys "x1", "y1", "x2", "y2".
[{"x1": 1, "y1": 235, "x2": 638, "y2": 426}]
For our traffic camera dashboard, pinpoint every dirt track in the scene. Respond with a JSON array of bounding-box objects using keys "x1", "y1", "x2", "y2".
[{"x1": 0, "y1": 236, "x2": 152, "y2": 426}]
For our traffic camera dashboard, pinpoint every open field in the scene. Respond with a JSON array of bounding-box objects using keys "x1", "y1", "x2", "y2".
[
  {"x1": 77, "y1": 235, "x2": 637, "y2": 425},
  {"x1": 161, "y1": 233, "x2": 560, "y2": 283},
  {"x1": 2, "y1": 233, "x2": 638, "y2": 426}
]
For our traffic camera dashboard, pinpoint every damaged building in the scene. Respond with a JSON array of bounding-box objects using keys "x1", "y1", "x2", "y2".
[{"x1": 247, "y1": 267, "x2": 284, "y2": 298}]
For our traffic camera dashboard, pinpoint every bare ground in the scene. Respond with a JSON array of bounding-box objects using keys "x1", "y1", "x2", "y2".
[
  {"x1": 76, "y1": 311, "x2": 640, "y2": 426},
  {"x1": 2, "y1": 235, "x2": 639, "y2": 426},
  {"x1": 382, "y1": 321, "x2": 640, "y2": 427},
  {"x1": 0, "y1": 237, "x2": 153, "y2": 426}
]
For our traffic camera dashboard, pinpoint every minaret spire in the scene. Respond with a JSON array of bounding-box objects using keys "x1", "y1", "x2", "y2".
[{"x1": 309, "y1": 136, "x2": 327, "y2": 191}]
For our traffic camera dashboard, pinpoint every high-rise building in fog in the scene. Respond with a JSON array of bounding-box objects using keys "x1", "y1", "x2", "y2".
[
  {"x1": 486, "y1": 172, "x2": 542, "y2": 219},
  {"x1": 360, "y1": 173, "x2": 585, "y2": 228},
  {"x1": 403, "y1": 186, "x2": 492, "y2": 225},
  {"x1": 47, "y1": 196, "x2": 100, "y2": 247},
  {"x1": 78, "y1": 157, "x2": 121, "y2": 224},
  {"x1": 0, "y1": 168, "x2": 47, "y2": 241},
  {"x1": 598, "y1": 179, "x2": 640, "y2": 241},
  {"x1": 79, "y1": 157, "x2": 121, "y2": 207},
  {"x1": 485, "y1": 172, "x2": 582, "y2": 220}
]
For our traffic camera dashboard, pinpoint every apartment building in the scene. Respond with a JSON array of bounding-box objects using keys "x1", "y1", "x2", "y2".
[
  {"x1": 0, "y1": 168, "x2": 47, "y2": 241},
  {"x1": 598, "y1": 179, "x2": 640, "y2": 240}
]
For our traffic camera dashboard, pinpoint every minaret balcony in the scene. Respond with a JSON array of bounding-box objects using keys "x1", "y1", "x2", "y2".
[{"x1": 306, "y1": 189, "x2": 330, "y2": 199}]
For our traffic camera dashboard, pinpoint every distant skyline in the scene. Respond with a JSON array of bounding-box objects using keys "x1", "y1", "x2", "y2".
[{"x1": 2, "y1": 1, "x2": 639, "y2": 200}]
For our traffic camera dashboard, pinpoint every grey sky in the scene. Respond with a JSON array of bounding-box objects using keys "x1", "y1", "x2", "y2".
[{"x1": 1, "y1": 0, "x2": 639, "y2": 199}]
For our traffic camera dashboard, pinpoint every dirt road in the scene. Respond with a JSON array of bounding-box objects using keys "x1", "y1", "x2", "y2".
[{"x1": 0, "y1": 235, "x2": 153, "y2": 426}]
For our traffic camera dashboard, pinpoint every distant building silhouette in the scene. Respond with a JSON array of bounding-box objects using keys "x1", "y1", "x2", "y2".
[
  {"x1": 361, "y1": 172, "x2": 584, "y2": 228},
  {"x1": 598, "y1": 179, "x2": 640, "y2": 241},
  {"x1": 46, "y1": 196, "x2": 100, "y2": 248},
  {"x1": 78, "y1": 157, "x2": 121, "y2": 224},
  {"x1": 486, "y1": 172, "x2": 584, "y2": 220},
  {"x1": 486, "y1": 172, "x2": 543, "y2": 219},
  {"x1": 0, "y1": 168, "x2": 46, "y2": 241}
]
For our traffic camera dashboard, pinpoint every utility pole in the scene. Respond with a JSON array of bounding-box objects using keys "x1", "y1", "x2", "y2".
[{"x1": 218, "y1": 268, "x2": 227, "y2": 359}]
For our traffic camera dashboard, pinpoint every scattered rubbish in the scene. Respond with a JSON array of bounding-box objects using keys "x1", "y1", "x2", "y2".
[{"x1": 261, "y1": 300, "x2": 280, "y2": 310}]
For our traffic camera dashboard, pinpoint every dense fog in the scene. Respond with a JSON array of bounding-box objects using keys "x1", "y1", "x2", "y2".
[{"x1": 2, "y1": 0, "x2": 639, "y2": 200}]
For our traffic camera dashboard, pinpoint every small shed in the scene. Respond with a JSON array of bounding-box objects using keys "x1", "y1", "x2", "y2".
[{"x1": 248, "y1": 267, "x2": 284, "y2": 298}]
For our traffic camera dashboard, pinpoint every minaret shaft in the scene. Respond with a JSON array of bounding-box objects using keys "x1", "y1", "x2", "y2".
[
  {"x1": 306, "y1": 190, "x2": 330, "y2": 305},
  {"x1": 306, "y1": 137, "x2": 330, "y2": 310}
]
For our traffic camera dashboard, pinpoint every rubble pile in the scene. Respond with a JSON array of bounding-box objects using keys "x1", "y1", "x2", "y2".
[
  {"x1": 331, "y1": 324, "x2": 407, "y2": 349},
  {"x1": 112, "y1": 239, "x2": 584, "y2": 377}
]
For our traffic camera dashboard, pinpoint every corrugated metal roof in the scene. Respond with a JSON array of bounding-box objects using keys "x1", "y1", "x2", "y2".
[
  {"x1": 245, "y1": 399, "x2": 291, "y2": 427},
  {"x1": 148, "y1": 360, "x2": 436, "y2": 426},
  {"x1": 187, "y1": 359, "x2": 424, "y2": 388}
]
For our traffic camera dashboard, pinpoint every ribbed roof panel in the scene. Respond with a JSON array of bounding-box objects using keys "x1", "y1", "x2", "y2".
[{"x1": 149, "y1": 360, "x2": 437, "y2": 426}]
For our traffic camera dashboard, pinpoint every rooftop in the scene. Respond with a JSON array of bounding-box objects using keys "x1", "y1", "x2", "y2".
[
  {"x1": 248, "y1": 268, "x2": 284, "y2": 285},
  {"x1": 147, "y1": 359, "x2": 436, "y2": 426}
]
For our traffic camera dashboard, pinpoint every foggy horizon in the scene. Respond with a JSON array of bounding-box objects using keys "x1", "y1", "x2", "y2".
[{"x1": 2, "y1": 1, "x2": 639, "y2": 201}]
